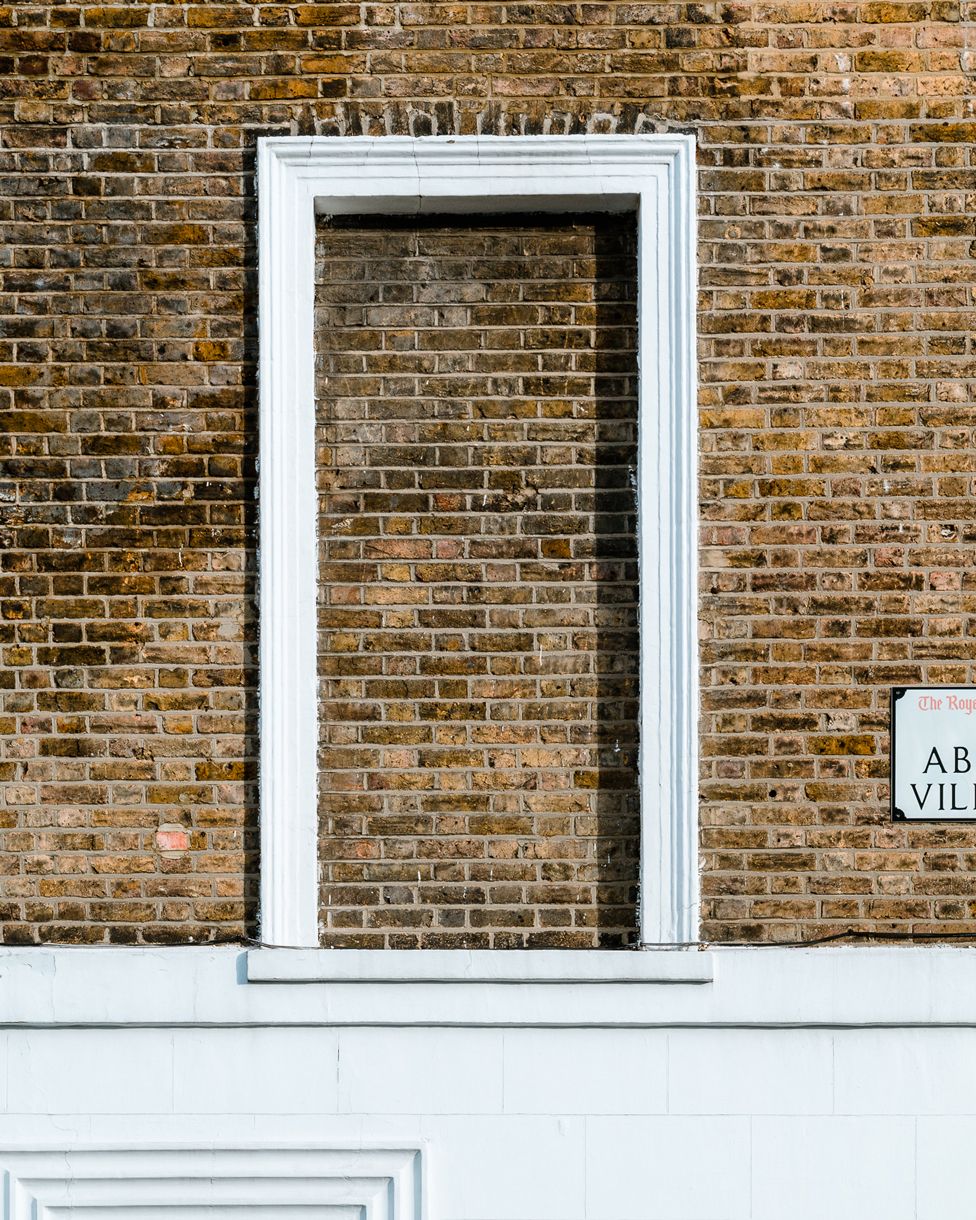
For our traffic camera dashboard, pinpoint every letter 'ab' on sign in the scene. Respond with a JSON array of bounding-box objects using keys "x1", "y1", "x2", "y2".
[{"x1": 892, "y1": 687, "x2": 976, "y2": 820}]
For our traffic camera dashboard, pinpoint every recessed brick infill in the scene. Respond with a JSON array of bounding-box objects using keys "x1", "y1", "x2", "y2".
[{"x1": 315, "y1": 213, "x2": 640, "y2": 947}]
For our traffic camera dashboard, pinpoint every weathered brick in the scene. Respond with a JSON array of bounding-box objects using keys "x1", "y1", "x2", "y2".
[
  {"x1": 2, "y1": 0, "x2": 975, "y2": 947},
  {"x1": 316, "y1": 214, "x2": 640, "y2": 948}
]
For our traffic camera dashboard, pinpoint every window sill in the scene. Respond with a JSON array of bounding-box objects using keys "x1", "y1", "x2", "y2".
[{"x1": 245, "y1": 948, "x2": 714, "y2": 985}]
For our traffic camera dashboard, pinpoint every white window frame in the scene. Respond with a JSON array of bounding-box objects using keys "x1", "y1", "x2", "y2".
[{"x1": 257, "y1": 134, "x2": 698, "y2": 954}]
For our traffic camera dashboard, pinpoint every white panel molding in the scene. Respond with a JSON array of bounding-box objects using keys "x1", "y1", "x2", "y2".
[
  {"x1": 257, "y1": 136, "x2": 319, "y2": 951},
  {"x1": 0, "y1": 1147, "x2": 424, "y2": 1220},
  {"x1": 7, "y1": 947, "x2": 976, "y2": 1028},
  {"x1": 257, "y1": 134, "x2": 699, "y2": 951}
]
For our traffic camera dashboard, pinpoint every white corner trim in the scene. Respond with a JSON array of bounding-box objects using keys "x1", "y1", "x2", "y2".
[
  {"x1": 0, "y1": 1146, "x2": 424, "y2": 1220},
  {"x1": 257, "y1": 134, "x2": 699, "y2": 951},
  {"x1": 246, "y1": 948, "x2": 713, "y2": 985}
]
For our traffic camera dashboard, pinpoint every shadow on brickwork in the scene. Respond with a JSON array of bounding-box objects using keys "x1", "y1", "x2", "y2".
[
  {"x1": 588, "y1": 216, "x2": 641, "y2": 946},
  {"x1": 239, "y1": 146, "x2": 261, "y2": 943}
]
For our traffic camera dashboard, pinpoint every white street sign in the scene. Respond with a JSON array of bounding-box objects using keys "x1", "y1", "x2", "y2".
[{"x1": 892, "y1": 687, "x2": 976, "y2": 820}]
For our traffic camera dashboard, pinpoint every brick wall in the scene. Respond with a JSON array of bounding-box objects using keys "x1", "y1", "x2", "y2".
[
  {"x1": 315, "y1": 214, "x2": 639, "y2": 947},
  {"x1": 2, "y1": 1, "x2": 976, "y2": 944}
]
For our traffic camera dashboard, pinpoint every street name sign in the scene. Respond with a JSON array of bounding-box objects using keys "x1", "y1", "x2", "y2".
[{"x1": 892, "y1": 686, "x2": 976, "y2": 821}]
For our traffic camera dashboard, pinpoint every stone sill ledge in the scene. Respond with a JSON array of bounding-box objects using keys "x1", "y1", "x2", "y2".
[{"x1": 245, "y1": 948, "x2": 714, "y2": 985}]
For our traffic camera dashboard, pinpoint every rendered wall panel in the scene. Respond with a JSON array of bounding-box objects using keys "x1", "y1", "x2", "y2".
[
  {"x1": 751, "y1": 1117, "x2": 916, "y2": 1220},
  {"x1": 1, "y1": 950, "x2": 975, "y2": 1220}
]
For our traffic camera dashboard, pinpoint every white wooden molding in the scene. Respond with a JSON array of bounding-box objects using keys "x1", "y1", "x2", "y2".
[
  {"x1": 257, "y1": 134, "x2": 699, "y2": 951},
  {"x1": 0, "y1": 1146, "x2": 424, "y2": 1220}
]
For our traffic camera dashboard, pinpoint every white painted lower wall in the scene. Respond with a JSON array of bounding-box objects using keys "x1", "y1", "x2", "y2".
[{"x1": 2, "y1": 947, "x2": 974, "y2": 1220}]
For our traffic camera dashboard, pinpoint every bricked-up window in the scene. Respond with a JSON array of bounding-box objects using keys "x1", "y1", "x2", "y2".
[{"x1": 314, "y1": 214, "x2": 641, "y2": 948}]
